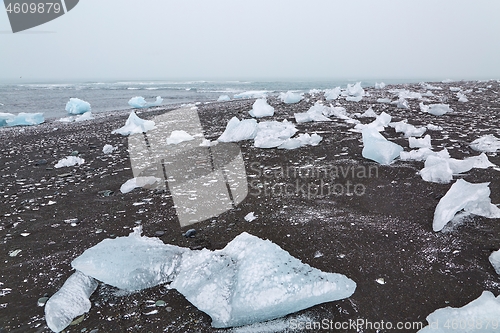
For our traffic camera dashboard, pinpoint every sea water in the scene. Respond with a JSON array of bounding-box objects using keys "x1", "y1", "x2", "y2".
[{"x1": 0, "y1": 79, "x2": 425, "y2": 120}]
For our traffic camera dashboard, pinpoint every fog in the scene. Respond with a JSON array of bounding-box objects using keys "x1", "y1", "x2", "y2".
[{"x1": 1, "y1": 0, "x2": 499, "y2": 82}]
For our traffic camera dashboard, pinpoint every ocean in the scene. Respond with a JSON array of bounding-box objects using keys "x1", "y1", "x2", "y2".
[{"x1": 0, "y1": 79, "x2": 426, "y2": 120}]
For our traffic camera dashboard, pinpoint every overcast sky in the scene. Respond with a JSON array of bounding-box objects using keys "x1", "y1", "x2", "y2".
[{"x1": 1, "y1": 0, "x2": 499, "y2": 82}]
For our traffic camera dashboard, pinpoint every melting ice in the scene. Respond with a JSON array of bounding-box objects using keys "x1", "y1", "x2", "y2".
[
  {"x1": 65, "y1": 98, "x2": 91, "y2": 115},
  {"x1": 361, "y1": 128, "x2": 403, "y2": 165},
  {"x1": 128, "y1": 96, "x2": 163, "y2": 109},
  {"x1": 0, "y1": 112, "x2": 44, "y2": 127},
  {"x1": 111, "y1": 111, "x2": 156, "y2": 136}
]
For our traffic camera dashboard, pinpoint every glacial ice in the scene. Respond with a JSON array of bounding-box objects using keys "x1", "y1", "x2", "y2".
[
  {"x1": 254, "y1": 120, "x2": 298, "y2": 148},
  {"x1": 420, "y1": 103, "x2": 452, "y2": 116},
  {"x1": 233, "y1": 91, "x2": 269, "y2": 99},
  {"x1": 65, "y1": 98, "x2": 91, "y2": 115},
  {"x1": 166, "y1": 130, "x2": 195, "y2": 145},
  {"x1": 395, "y1": 98, "x2": 409, "y2": 109},
  {"x1": 400, "y1": 148, "x2": 449, "y2": 162},
  {"x1": 294, "y1": 102, "x2": 332, "y2": 123},
  {"x1": 396, "y1": 90, "x2": 422, "y2": 100},
  {"x1": 420, "y1": 153, "x2": 496, "y2": 183},
  {"x1": 470, "y1": 135, "x2": 500, "y2": 153},
  {"x1": 377, "y1": 98, "x2": 392, "y2": 104},
  {"x1": 354, "y1": 112, "x2": 391, "y2": 132},
  {"x1": 343, "y1": 82, "x2": 365, "y2": 98},
  {"x1": 58, "y1": 112, "x2": 94, "y2": 123},
  {"x1": 111, "y1": 111, "x2": 156, "y2": 136},
  {"x1": 418, "y1": 291, "x2": 500, "y2": 333},
  {"x1": 419, "y1": 82, "x2": 442, "y2": 90},
  {"x1": 0, "y1": 112, "x2": 45, "y2": 127},
  {"x1": 217, "y1": 117, "x2": 258, "y2": 142},
  {"x1": 279, "y1": 91, "x2": 303, "y2": 104},
  {"x1": 128, "y1": 96, "x2": 163, "y2": 109},
  {"x1": 426, "y1": 123, "x2": 443, "y2": 131},
  {"x1": 324, "y1": 87, "x2": 341, "y2": 100},
  {"x1": 375, "y1": 82, "x2": 386, "y2": 89},
  {"x1": 357, "y1": 107, "x2": 377, "y2": 118},
  {"x1": 490, "y1": 250, "x2": 500, "y2": 275},
  {"x1": 361, "y1": 128, "x2": 403, "y2": 165},
  {"x1": 54, "y1": 156, "x2": 84, "y2": 169},
  {"x1": 457, "y1": 92, "x2": 469, "y2": 102},
  {"x1": 432, "y1": 179, "x2": 500, "y2": 232},
  {"x1": 120, "y1": 176, "x2": 161, "y2": 194},
  {"x1": 249, "y1": 98, "x2": 275, "y2": 118},
  {"x1": 389, "y1": 120, "x2": 427, "y2": 138},
  {"x1": 70, "y1": 229, "x2": 356, "y2": 328},
  {"x1": 44, "y1": 271, "x2": 98, "y2": 333},
  {"x1": 278, "y1": 133, "x2": 322, "y2": 150},
  {"x1": 409, "y1": 134, "x2": 432, "y2": 148},
  {"x1": 102, "y1": 144, "x2": 117, "y2": 154},
  {"x1": 346, "y1": 96, "x2": 363, "y2": 102},
  {"x1": 217, "y1": 95, "x2": 231, "y2": 102}
]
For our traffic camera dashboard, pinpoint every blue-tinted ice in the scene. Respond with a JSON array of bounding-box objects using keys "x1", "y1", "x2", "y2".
[
  {"x1": 0, "y1": 112, "x2": 44, "y2": 127},
  {"x1": 361, "y1": 128, "x2": 403, "y2": 165}
]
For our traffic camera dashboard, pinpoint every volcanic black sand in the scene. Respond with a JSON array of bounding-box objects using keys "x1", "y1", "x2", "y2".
[{"x1": 1, "y1": 81, "x2": 500, "y2": 333}]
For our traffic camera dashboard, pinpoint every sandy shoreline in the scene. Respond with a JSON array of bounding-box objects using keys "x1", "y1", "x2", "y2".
[{"x1": 1, "y1": 80, "x2": 500, "y2": 332}]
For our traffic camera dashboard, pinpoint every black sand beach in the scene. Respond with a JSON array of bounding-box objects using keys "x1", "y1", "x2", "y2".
[{"x1": 1, "y1": 81, "x2": 500, "y2": 332}]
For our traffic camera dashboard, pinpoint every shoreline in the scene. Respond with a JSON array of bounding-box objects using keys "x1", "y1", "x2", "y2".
[{"x1": 1, "y1": 80, "x2": 500, "y2": 332}]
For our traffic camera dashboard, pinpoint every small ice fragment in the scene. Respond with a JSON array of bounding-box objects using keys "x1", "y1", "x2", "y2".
[
  {"x1": 396, "y1": 98, "x2": 409, "y2": 109},
  {"x1": 420, "y1": 103, "x2": 452, "y2": 116},
  {"x1": 377, "y1": 98, "x2": 392, "y2": 103},
  {"x1": 470, "y1": 134, "x2": 500, "y2": 153},
  {"x1": 294, "y1": 102, "x2": 333, "y2": 123},
  {"x1": 128, "y1": 96, "x2": 163, "y2": 109},
  {"x1": 432, "y1": 179, "x2": 500, "y2": 232},
  {"x1": 314, "y1": 251, "x2": 323, "y2": 258},
  {"x1": 249, "y1": 98, "x2": 274, "y2": 118},
  {"x1": 233, "y1": 91, "x2": 269, "y2": 99},
  {"x1": 244, "y1": 212, "x2": 257, "y2": 222},
  {"x1": 111, "y1": 111, "x2": 156, "y2": 136},
  {"x1": 354, "y1": 112, "x2": 391, "y2": 132},
  {"x1": 389, "y1": 120, "x2": 426, "y2": 138},
  {"x1": 361, "y1": 128, "x2": 403, "y2": 165},
  {"x1": 217, "y1": 95, "x2": 231, "y2": 102},
  {"x1": 166, "y1": 130, "x2": 195, "y2": 145},
  {"x1": 324, "y1": 87, "x2": 341, "y2": 100},
  {"x1": 54, "y1": 156, "x2": 84, "y2": 169},
  {"x1": 8, "y1": 249, "x2": 22, "y2": 257},
  {"x1": 375, "y1": 278, "x2": 385, "y2": 285},
  {"x1": 457, "y1": 92, "x2": 469, "y2": 102},
  {"x1": 65, "y1": 98, "x2": 91, "y2": 115},
  {"x1": 343, "y1": 82, "x2": 365, "y2": 98},
  {"x1": 102, "y1": 144, "x2": 117, "y2": 154},
  {"x1": 375, "y1": 82, "x2": 386, "y2": 89},
  {"x1": 426, "y1": 123, "x2": 443, "y2": 131},
  {"x1": 418, "y1": 291, "x2": 500, "y2": 332},
  {"x1": 400, "y1": 148, "x2": 449, "y2": 162},
  {"x1": 20, "y1": 233, "x2": 30, "y2": 237},
  {"x1": 409, "y1": 134, "x2": 432, "y2": 148},
  {"x1": 44, "y1": 271, "x2": 98, "y2": 333},
  {"x1": 199, "y1": 139, "x2": 212, "y2": 147},
  {"x1": 489, "y1": 250, "x2": 500, "y2": 275},
  {"x1": 217, "y1": 117, "x2": 258, "y2": 142},
  {"x1": 279, "y1": 91, "x2": 303, "y2": 104},
  {"x1": 120, "y1": 177, "x2": 161, "y2": 193},
  {"x1": 357, "y1": 107, "x2": 377, "y2": 118},
  {"x1": 254, "y1": 120, "x2": 297, "y2": 148}
]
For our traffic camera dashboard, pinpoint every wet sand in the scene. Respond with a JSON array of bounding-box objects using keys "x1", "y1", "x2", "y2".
[{"x1": 1, "y1": 80, "x2": 500, "y2": 332}]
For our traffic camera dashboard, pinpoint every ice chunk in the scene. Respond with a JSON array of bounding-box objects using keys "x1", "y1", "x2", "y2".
[
  {"x1": 418, "y1": 291, "x2": 500, "y2": 333},
  {"x1": 0, "y1": 112, "x2": 45, "y2": 127},
  {"x1": 233, "y1": 91, "x2": 269, "y2": 99},
  {"x1": 409, "y1": 134, "x2": 431, "y2": 148},
  {"x1": 65, "y1": 98, "x2": 91, "y2": 115},
  {"x1": 489, "y1": 250, "x2": 500, "y2": 275},
  {"x1": 217, "y1": 95, "x2": 231, "y2": 102},
  {"x1": 72, "y1": 230, "x2": 356, "y2": 329},
  {"x1": 421, "y1": 90, "x2": 435, "y2": 97},
  {"x1": 426, "y1": 123, "x2": 443, "y2": 131},
  {"x1": 457, "y1": 92, "x2": 469, "y2": 102},
  {"x1": 419, "y1": 82, "x2": 442, "y2": 90},
  {"x1": 470, "y1": 134, "x2": 500, "y2": 153},
  {"x1": 397, "y1": 90, "x2": 422, "y2": 100},
  {"x1": 249, "y1": 98, "x2": 275, "y2": 118},
  {"x1": 375, "y1": 82, "x2": 386, "y2": 89},
  {"x1": 170, "y1": 232, "x2": 356, "y2": 328},
  {"x1": 420, "y1": 156, "x2": 453, "y2": 183},
  {"x1": 199, "y1": 139, "x2": 212, "y2": 147},
  {"x1": 389, "y1": 120, "x2": 426, "y2": 138},
  {"x1": 294, "y1": 102, "x2": 332, "y2": 123},
  {"x1": 343, "y1": 82, "x2": 365, "y2": 98},
  {"x1": 357, "y1": 107, "x2": 377, "y2": 118},
  {"x1": 278, "y1": 133, "x2": 322, "y2": 150},
  {"x1": 321, "y1": 105, "x2": 349, "y2": 120},
  {"x1": 420, "y1": 103, "x2": 452, "y2": 116},
  {"x1": 217, "y1": 117, "x2": 258, "y2": 142},
  {"x1": 44, "y1": 271, "x2": 98, "y2": 333},
  {"x1": 346, "y1": 95, "x2": 363, "y2": 102},
  {"x1": 166, "y1": 130, "x2": 195, "y2": 145},
  {"x1": 279, "y1": 91, "x2": 303, "y2": 104},
  {"x1": 111, "y1": 111, "x2": 156, "y2": 136},
  {"x1": 244, "y1": 212, "x2": 257, "y2": 222},
  {"x1": 75, "y1": 111, "x2": 94, "y2": 122},
  {"x1": 128, "y1": 96, "x2": 163, "y2": 109},
  {"x1": 54, "y1": 156, "x2": 84, "y2": 169},
  {"x1": 72, "y1": 227, "x2": 187, "y2": 290},
  {"x1": 120, "y1": 176, "x2": 161, "y2": 193},
  {"x1": 432, "y1": 179, "x2": 500, "y2": 232},
  {"x1": 377, "y1": 98, "x2": 392, "y2": 103},
  {"x1": 324, "y1": 87, "x2": 341, "y2": 100},
  {"x1": 395, "y1": 98, "x2": 409, "y2": 109},
  {"x1": 102, "y1": 144, "x2": 117, "y2": 154},
  {"x1": 400, "y1": 148, "x2": 449, "y2": 161},
  {"x1": 449, "y1": 87, "x2": 461, "y2": 92},
  {"x1": 361, "y1": 128, "x2": 403, "y2": 165},
  {"x1": 354, "y1": 111, "x2": 391, "y2": 132},
  {"x1": 254, "y1": 120, "x2": 297, "y2": 148}
]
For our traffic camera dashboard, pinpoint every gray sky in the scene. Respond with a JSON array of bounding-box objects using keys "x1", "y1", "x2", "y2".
[{"x1": 1, "y1": 0, "x2": 499, "y2": 82}]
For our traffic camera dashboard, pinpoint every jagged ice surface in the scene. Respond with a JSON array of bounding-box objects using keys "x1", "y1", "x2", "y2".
[
  {"x1": 111, "y1": 111, "x2": 156, "y2": 136},
  {"x1": 65, "y1": 98, "x2": 91, "y2": 115}
]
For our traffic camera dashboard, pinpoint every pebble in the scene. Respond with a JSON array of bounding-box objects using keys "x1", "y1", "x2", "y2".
[
  {"x1": 184, "y1": 229, "x2": 196, "y2": 238},
  {"x1": 165, "y1": 307, "x2": 172, "y2": 312},
  {"x1": 155, "y1": 300, "x2": 166, "y2": 307},
  {"x1": 37, "y1": 297, "x2": 49, "y2": 307},
  {"x1": 35, "y1": 159, "x2": 47, "y2": 166},
  {"x1": 58, "y1": 173, "x2": 72, "y2": 178},
  {"x1": 70, "y1": 151, "x2": 79, "y2": 156},
  {"x1": 155, "y1": 231, "x2": 165, "y2": 237},
  {"x1": 98, "y1": 190, "x2": 114, "y2": 197},
  {"x1": 64, "y1": 218, "x2": 79, "y2": 224},
  {"x1": 8, "y1": 249, "x2": 22, "y2": 257}
]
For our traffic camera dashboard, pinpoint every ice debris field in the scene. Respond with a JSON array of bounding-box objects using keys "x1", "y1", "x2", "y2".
[{"x1": 2, "y1": 80, "x2": 500, "y2": 332}]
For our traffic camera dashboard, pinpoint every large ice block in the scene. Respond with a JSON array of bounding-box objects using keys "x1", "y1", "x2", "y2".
[
  {"x1": 249, "y1": 98, "x2": 274, "y2": 118},
  {"x1": 128, "y1": 96, "x2": 163, "y2": 109},
  {"x1": 217, "y1": 117, "x2": 258, "y2": 142},
  {"x1": 418, "y1": 291, "x2": 500, "y2": 333},
  {"x1": 294, "y1": 102, "x2": 332, "y2": 123},
  {"x1": 354, "y1": 112, "x2": 391, "y2": 132},
  {"x1": 433, "y1": 179, "x2": 500, "y2": 232},
  {"x1": 470, "y1": 134, "x2": 500, "y2": 153},
  {"x1": 490, "y1": 250, "x2": 500, "y2": 275},
  {"x1": 44, "y1": 271, "x2": 98, "y2": 333},
  {"x1": 279, "y1": 91, "x2": 303, "y2": 104},
  {"x1": 254, "y1": 120, "x2": 298, "y2": 148},
  {"x1": 111, "y1": 111, "x2": 156, "y2": 136},
  {"x1": 0, "y1": 112, "x2": 44, "y2": 127},
  {"x1": 65, "y1": 98, "x2": 91, "y2": 115},
  {"x1": 361, "y1": 128, "x2": 403, "y2": 165}
]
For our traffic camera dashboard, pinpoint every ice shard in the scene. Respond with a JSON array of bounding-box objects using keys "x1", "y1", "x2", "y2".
[
  {"x1": 111, "y1": 111, "x2": 156, "y2": 136},
  {"x1": 361, "y1": 128, "x2": 403, "y2": 165}
]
